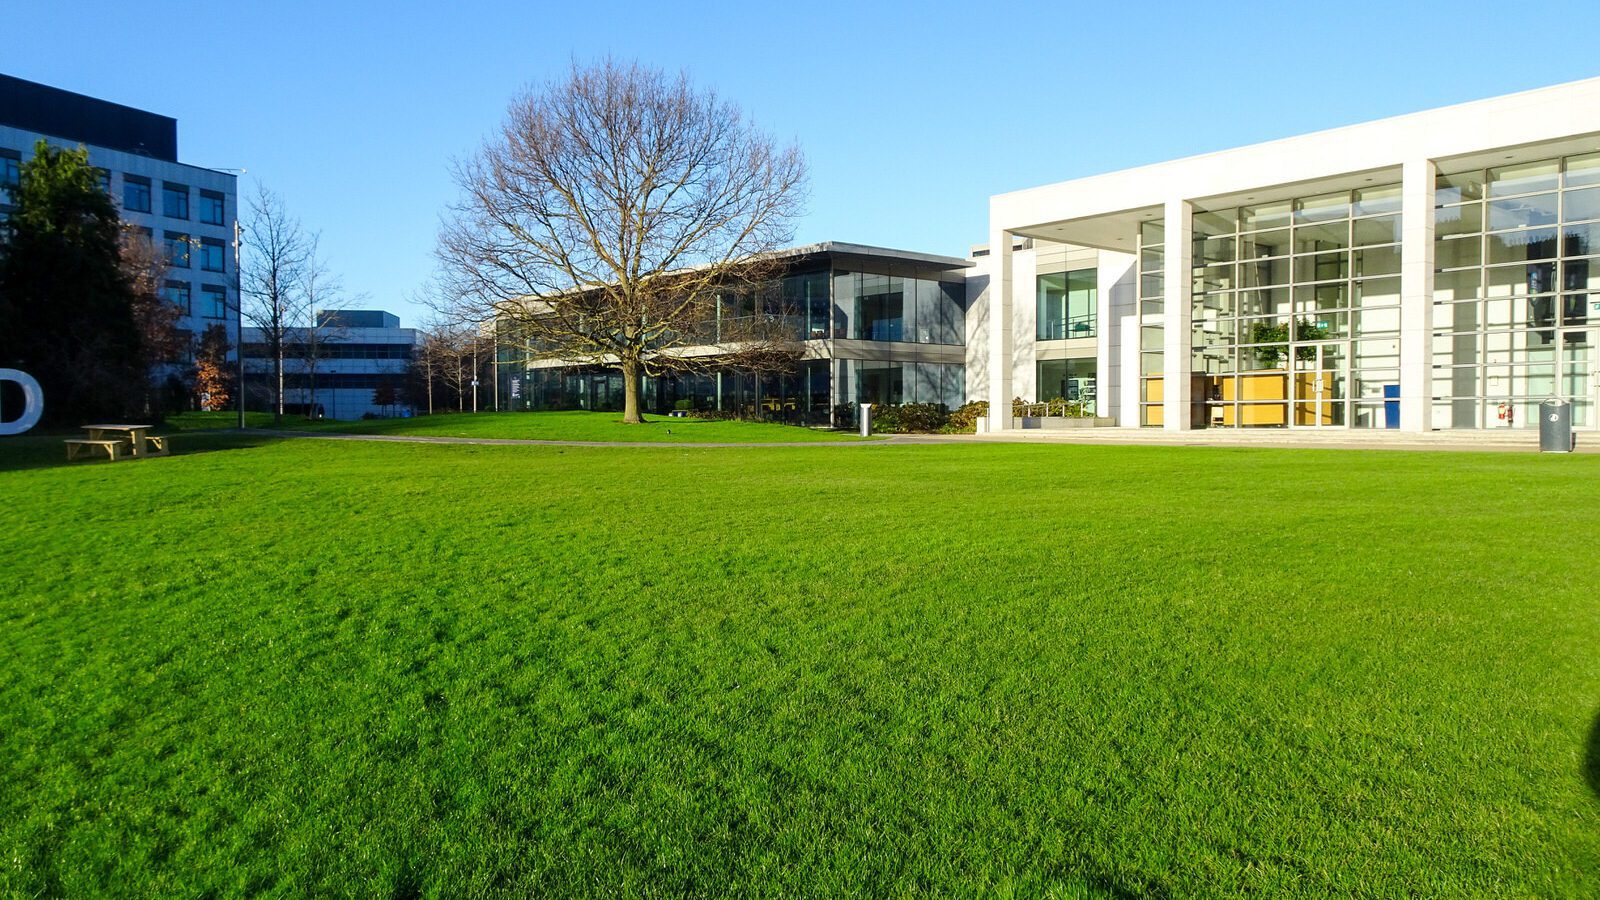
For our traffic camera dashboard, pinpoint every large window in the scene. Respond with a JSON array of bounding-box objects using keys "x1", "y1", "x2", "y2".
[
  {"x1": 1171, "y1": 185, "x2": 1404, "y2": 428},
  {"x1": 1432, "y1": 151, "x2": 1600, "y2": 428},
  {"x1": 833, "y1": 270, "x2": 963, "y2": 344},
  {"x1": 199, "y1": 190, "x2": 225, "y2": 225},
  {"x1": 124, "y1": 175, "x2": 151, "y2": 213},
  {"x1": 1037, "y1": 358, "x2": 1096, "y2": 404},
  {"x1": 200, "y1": 237, "x2": 226, "y2": 272},
  {"x1": 837, "y1": 360, "x2": 965, "y2": 407},
  {"x1": 164, "y1": 280, "x2": 191, "y2": 315},
  {"x1": 782, "y1": 269, "x2": 830, "y2": 340},
  {"x1": 163, "y1": 182, "x2": 189, "y2": 219},
  {"x1": 164, "y1": 231, "x2": 190, "y2": 268},
  {"x1": 1037, "y1": 269, "x2": 1097, "y2": 339},
  {"x1": 201, "y1": 284, "x2": 228, "y2": 318}
]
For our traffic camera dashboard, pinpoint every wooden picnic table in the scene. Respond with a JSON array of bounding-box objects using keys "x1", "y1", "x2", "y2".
[{"x1": 79, "y1": 424, "x2": 168, "y2": 459}]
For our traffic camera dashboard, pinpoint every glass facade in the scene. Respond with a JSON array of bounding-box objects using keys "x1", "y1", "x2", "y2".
[
  {"x1": 1181, "y1": 186, "x2": 1404, "y2": 428},
  {"x1": 833, "y1": 270, "x2": 964, "y2": 344},
  {"x1": 499, "y1": 252, "x2": 970, "y2": 426},
  {"x1": 835, "y1": 360, "x2": 965, "y2": 408},
  {"x1": 1432, "y1": 152, "x2": 1600, "y2": 428},
  {"x1": 1138, "y1": 221, "x2": 1165, "y2": 425},
  {"x1": 1037, "y1": 269, "x2": 1097, "y2": 340},
  {"x1": 1037, "y1": 358, "x2": 1096, "y2": 404}
]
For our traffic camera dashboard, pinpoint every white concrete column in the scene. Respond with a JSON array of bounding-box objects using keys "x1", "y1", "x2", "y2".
[
  {"x1": 1399, "y1": 159, "x2": 1436, "y2": 432},
  {"x1": 1161, "y1": 198, "x2": 1194, "y2": 429},
  {"x1": 1096, "y1": 250, "x2": 1135, "y2": 421},
  {"x1": 987, "y1": 228, "x2": 1014, "y2": 428}
]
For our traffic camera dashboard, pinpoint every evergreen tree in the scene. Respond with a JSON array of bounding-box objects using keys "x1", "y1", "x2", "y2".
[{"x1": 0, "y1": 140, "x2": 145, "y2": 422}]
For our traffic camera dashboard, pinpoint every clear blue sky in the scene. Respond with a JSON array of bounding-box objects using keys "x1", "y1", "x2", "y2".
[{"x1": 10, "y1": 1, "x2": 1598, "y2": 326}]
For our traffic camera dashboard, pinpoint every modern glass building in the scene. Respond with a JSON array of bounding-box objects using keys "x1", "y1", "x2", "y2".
[
  {"x1": 496, "y1": 243, "x2": 970, "y2": 425},
  {"x1": 974, "y1": 76, "x2": 1600, "y2": 434}
]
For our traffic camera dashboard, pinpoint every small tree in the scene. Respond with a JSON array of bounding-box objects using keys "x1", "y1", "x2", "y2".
[
  {"x1": 193, "y1": 324, "x2": 233, "y2": 411},
  {"x1": 436, "y1": 59, "x2": 808, "y2": 423}
]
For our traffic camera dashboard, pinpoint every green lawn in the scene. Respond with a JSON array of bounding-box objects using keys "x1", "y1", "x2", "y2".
[
  {"x1": 284, "y1": 410, "x2": 871, "y2": 443},
  {"x1": 2, "y1": 433, "x2": 1598, "y2": 896}
]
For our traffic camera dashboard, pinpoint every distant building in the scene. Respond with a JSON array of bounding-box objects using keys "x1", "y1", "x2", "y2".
[
  {"x1": 495, "y1": 242, "x2": 970, "y2": 426},
  {"x1": 0, "y1": 73, "x2": 240, "y2": 376},
  {"x1": 242, "y1": 310, "x2": 422, "y2": 420}
]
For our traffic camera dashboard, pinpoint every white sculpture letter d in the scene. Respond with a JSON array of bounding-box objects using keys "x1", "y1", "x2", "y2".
[{"x1": 0, "y1": 368, "x2": 44, "y2": 436}]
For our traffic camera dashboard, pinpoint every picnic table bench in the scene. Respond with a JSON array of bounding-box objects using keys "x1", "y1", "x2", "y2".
[{"x1": 65, "y1": 424, "x2": 169, "y2": 461}]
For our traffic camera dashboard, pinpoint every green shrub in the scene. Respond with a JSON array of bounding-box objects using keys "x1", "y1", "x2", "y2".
[
  {"x1": 673, "y1": 398, "x2": 696, "y2": 411},
  {"x1": 941, "y1": 401, "x2": 990, "y2": 433},
  {"x1": 868, "y1": 403, "x2": 949, "y2": 434}
]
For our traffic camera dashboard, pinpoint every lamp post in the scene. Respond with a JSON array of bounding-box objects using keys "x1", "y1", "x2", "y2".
[{"x1": 234, "y1": 218, "x2": 245, "y2": 429}]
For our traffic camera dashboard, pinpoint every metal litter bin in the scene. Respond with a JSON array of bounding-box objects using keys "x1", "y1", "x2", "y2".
[{"x1": 1539, "y1": 398, "x2": 1575, "y2": 452}]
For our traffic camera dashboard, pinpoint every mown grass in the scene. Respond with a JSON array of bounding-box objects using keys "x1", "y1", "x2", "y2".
[
  {"x1": 285, "y1": 410, "x2": 870, "y2": 443},
  {"x1": 1, "y1": 434, "x2": 1598, "y2": 896}
]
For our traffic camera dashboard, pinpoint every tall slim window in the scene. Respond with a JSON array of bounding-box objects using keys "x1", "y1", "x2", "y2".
[
  {"x1": 0, "y1": 152, "x2": 19, "y2": 206},
  {"x1": 199, "y1": 190, "x2": 225, "y2": 225},
  {"x1": 164, "y1": 280, "x2": 191, "y2": 315},
  {"x1": 164, "y1": 231, "x2": 190, "y2": 268},
  {"x1": 124, "y1": 175, "x2": 151, "y2": 212},
  {"x1": 95, "y1": 168, "x2": 111, "y2": 194},
  {"x1": 1037, "y1": 269, "x2": 1097, "y2": 339},
  {"x1": 200, "y1": 237, "x2": 226, "y2": 272}
]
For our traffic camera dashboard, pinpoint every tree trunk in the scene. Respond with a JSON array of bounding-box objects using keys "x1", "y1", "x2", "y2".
[{"x1": 621, "y1": 358, "x2": 644, "y2": 424}]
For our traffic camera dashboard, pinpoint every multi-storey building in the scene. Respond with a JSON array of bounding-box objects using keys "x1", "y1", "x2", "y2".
[
  {"x1": 243, "y1": 310, "x2": 422, "y2": 420},
  {"x1": 0, "y1": 73, "x2": 240, "y2": 375},
  {"x1": 497, "y1": 242, "x2": 971, "y2": 425},
  {"x1": 495, "y1": 77, "x2": 1600, "y2": 438},
  {"x1": 974, "y1": 76, "x2": 1600, "y2": 435}
]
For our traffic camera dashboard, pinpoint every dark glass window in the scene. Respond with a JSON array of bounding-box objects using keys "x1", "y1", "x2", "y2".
[
  {"x1": 854, "y1": 274, "x2": 904, "y2": 341},
  {"x1": 95, "y1": 168, "x2": 111, "y2": 194},
  {"x1": 1037, "y1": 269, "x2": 1098, "y2": 340},
  {"x1": 163, "y1": 182, "x2": 189, "y2": 219},
  {"x1": 1, "y1": 152, "x2": 18, "y2": 205},
  {"x1": 164, "y1": 280, "x2": 191, "y2": 314},
  {"x1": 200, "y1": 237, "x2": 226, "y2": 272},
  {"x1": 164, "y1": 231, "x2": 190, "y2": 268},
  {"x1": 124, "y1": 175, "x2": 152, "y2": 212},
  {"x1": 201, "y1": 285, "x2": 228, "y2": 318},
  {"x1": 199, "y1": 190, "x2": 225, "y2": 225}
]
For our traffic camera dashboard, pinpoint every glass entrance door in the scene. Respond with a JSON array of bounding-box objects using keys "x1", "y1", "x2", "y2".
[{"x1": 1293, "y1": 342, "x2": 1348, "y2": 427}]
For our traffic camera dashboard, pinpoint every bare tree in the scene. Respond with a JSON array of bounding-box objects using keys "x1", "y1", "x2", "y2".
[
  {"x1": 436, "y1": 58, "x2": 808, "y2": 423},
  {"x1": 119, "y1": 225, "x2": 186, "y2": 408},
  {"x1": 241, "y1": 185, "x2": 311, "y2": 425},
  {"x1": 296, "y1": 241, "x2": 353, "y2": 418},
  {"x1": 418, "y1": 324, "x2": 493, "y2": 413}
]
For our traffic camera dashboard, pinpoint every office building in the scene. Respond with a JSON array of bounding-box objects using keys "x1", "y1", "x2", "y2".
[
  {"x1": 243, "y1": 309, "x2": 423, "y2": 420},
  {"x1": 0, "y1": 73, "x2": 240, "y2": 376},
  {"x1": 975, "y1": 76, "x2": 1600, "y2": 433}
]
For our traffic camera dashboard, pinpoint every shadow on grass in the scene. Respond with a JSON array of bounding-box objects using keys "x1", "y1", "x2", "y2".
[
  {"x1": 1587, "y1": 707, "x2": 1600, "y2": 804},
  {"x1": 0, "y1": 429, "x2": 288, "y2": 473}
]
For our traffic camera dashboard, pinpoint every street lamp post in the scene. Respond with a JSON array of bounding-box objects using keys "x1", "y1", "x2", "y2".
[{"x1": 234, "y1": 218, "x2": 245, "y2": 429}]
